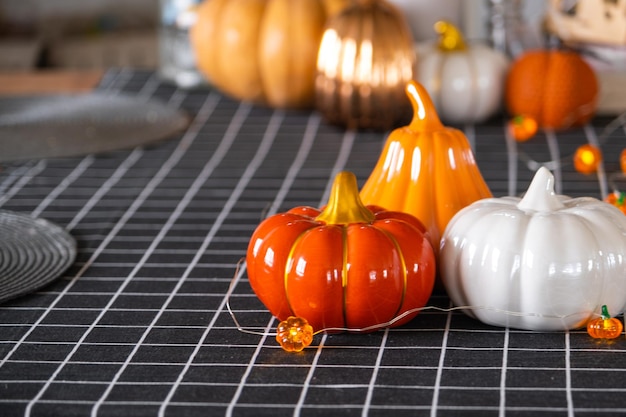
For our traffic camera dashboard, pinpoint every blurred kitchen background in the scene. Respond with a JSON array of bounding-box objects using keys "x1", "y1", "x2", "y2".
[
  {"x1": 0, "y1": 0, "x2": 624, "y2": 112},
  {"x1": 0, "y1": 0, "x2": 547, "y2": 71}
]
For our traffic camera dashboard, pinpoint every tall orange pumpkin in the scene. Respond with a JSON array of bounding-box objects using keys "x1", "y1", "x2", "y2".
[
  {"x1": 360, "y1": 80, "x2": 492, "y2": 249},
  {"x1": 246, "y1": 171, "x2": 435, "y2": 332},
  {"x1": 505, "y1": 49, "x2": 598, "y2": 130}
]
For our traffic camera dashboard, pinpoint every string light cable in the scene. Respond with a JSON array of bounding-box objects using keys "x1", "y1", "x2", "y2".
[{"x1": 225, "y1": 259, "x2": 624, "y2": 351}]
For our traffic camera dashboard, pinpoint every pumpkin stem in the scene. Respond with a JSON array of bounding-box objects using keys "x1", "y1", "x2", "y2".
[
  {"x1": 517, "y1": 167, "x2": 566, "y2": 212},
  {"x1": 406, "y1": 80, "x2": 444, "y2": 132},
  {"x1": 601, "y1": 305, "x2": 611, "y2": 320},
  {"x1": 316, "y1": 171, "x2": 375, "y2": 225},
  {"x1": 435, "y1": 20, "x2": 466, "y2": 52}
]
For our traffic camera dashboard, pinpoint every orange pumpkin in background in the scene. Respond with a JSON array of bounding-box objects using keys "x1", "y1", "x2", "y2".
[
  {"x1": 505, "y1": 49, "x2": 598, "y2": 130},
  {"x1": 190, "y1": 0, "x2": 350, "y2": 108},
  {"x1": 360, "y1": 80, "x2": 492, "y2": 250},
  {"x1": 246, "y1": 171, "x2": 435, "y2": 332}
]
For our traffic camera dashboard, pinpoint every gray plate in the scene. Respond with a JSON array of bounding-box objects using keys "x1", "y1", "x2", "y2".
[
  {"x1": 0, "y1": 92, "x2": 189, "y2": 162},
  {"x1": 0, "y1": 210, "x2": 76, "y2": 303}
]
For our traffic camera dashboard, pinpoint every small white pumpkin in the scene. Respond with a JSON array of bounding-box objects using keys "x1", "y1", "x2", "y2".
[
  {"x1": 440, "y1": 167, "x2": 626, "y2": 331},
  {"x1": 415, "y1": 21, "x2": 509, "y2": 124}
]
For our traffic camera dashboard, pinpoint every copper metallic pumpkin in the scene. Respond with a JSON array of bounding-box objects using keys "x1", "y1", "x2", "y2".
[{"x1": 315, "y1": 0, "x2": 415, "y2": 130}]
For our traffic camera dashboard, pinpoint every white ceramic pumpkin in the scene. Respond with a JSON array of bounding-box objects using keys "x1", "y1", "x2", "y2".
[
  {"x1": 415, "y1": 21, "x2": 509, "y2": 124},
  {"x1": 440, "y1": 167, "x2": 626, "y2": 331}
]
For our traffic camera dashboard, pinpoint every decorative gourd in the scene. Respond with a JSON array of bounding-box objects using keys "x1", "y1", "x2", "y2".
[
  {"x1": 415, "y1": 21, "x2": 509, "y2": 124},
  {"x1": 246, "y1": 171, "x2": 435, "y2": 332},
  {"x1": 505, "y1": 49, "x2": 598, "y2": 130},
  {"x1": 586, "y1": 305, "x2": 623, "y2": 340},
  {"x1": 276, "y1": 316, "x2": 314, "y2": 352},
  {"x1": 605, "y1": 191, "x2": 626, "y2": 214},
  {"x1": 508, "y1": 114, "x2": 538, "y2": 142},
  {"x1": 190, "y1": 0, "x2": 350, "y2": 108},
  {"x1": 440, "y1": 167, "x2": 626, "y2": 331},
  {"x1": 359, "y1": 80, "x2": 492, "y2": 249},
  {"x1": 573, "y1": 144, "x2": 602, "y2": 174},
  {"x1": 315, "y1": 0, "x2": 415, "y2": 130}
]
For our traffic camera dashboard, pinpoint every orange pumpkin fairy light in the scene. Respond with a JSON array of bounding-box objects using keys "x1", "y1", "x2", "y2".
[
  {"x1": 587, "y1": 305, "x2": 623, "y2": 340},
  {"x1": 508, "y1": 114, "x2": 538, "y2": 142},
  {"x1": 573, "y1": 144, "x2": 602, "y2": 174},
  {"x1": 605, "y1": 191, "x2": 626, "y2": 214},
  {"x1": 276, "y1": 316, "x2": 314, "y2": 352}
]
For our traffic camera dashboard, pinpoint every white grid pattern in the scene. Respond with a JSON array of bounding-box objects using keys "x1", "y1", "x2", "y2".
[{"x1": 0, "y1": 69, "x2": 624, "y2": 417}]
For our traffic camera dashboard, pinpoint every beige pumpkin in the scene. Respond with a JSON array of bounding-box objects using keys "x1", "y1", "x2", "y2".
[
  {"x1": 415, "y1": 21, "x2": 509, "y2": 124},
  {"x1": 190, "y1": 0, "x2": 350, "y2": 109}
]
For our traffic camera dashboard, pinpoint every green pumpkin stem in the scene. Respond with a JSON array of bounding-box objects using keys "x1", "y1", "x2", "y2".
[
  {"x1": 316, "y1": 171, "x2": 375, "y2": 225},
  {"x1": 601, "y1": 305, "x2": 611, "y2": 320}
]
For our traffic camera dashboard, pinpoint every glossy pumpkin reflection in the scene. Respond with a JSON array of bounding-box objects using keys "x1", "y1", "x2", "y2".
[{"x1": 246, "y1": 171, "x2": 435, "y2": 332}]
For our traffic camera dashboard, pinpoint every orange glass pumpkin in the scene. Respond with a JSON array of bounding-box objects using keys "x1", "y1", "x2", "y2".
[
  {"x1": 359, "y1": 80, "x2": 492, "y2": 249},
  {"x1": 606, "y1": 191, "x2": 626, "y2": 214},
  {"x1": 508, "y1": 114, "x2": 538, "y2": 142},
  {"x1": 573, "y1": 144, "x2": 603, "y2": 174},
  {"x1": 587, "y1": 305, "x2": 623, "y2": 339},
  {"x1": 505, "y1": 49, "x2": 598, "y2": 130},
  {"x1": 276, "y1": 316, "x2": 314, "y2": 352},
  {"x1": 246, "y1": 171, "x2": 435, "y2": 332}
]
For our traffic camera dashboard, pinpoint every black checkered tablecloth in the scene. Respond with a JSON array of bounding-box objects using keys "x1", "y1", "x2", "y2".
[{"x1": 0, "y1": 69, "x2": 625, "y2": 417}]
